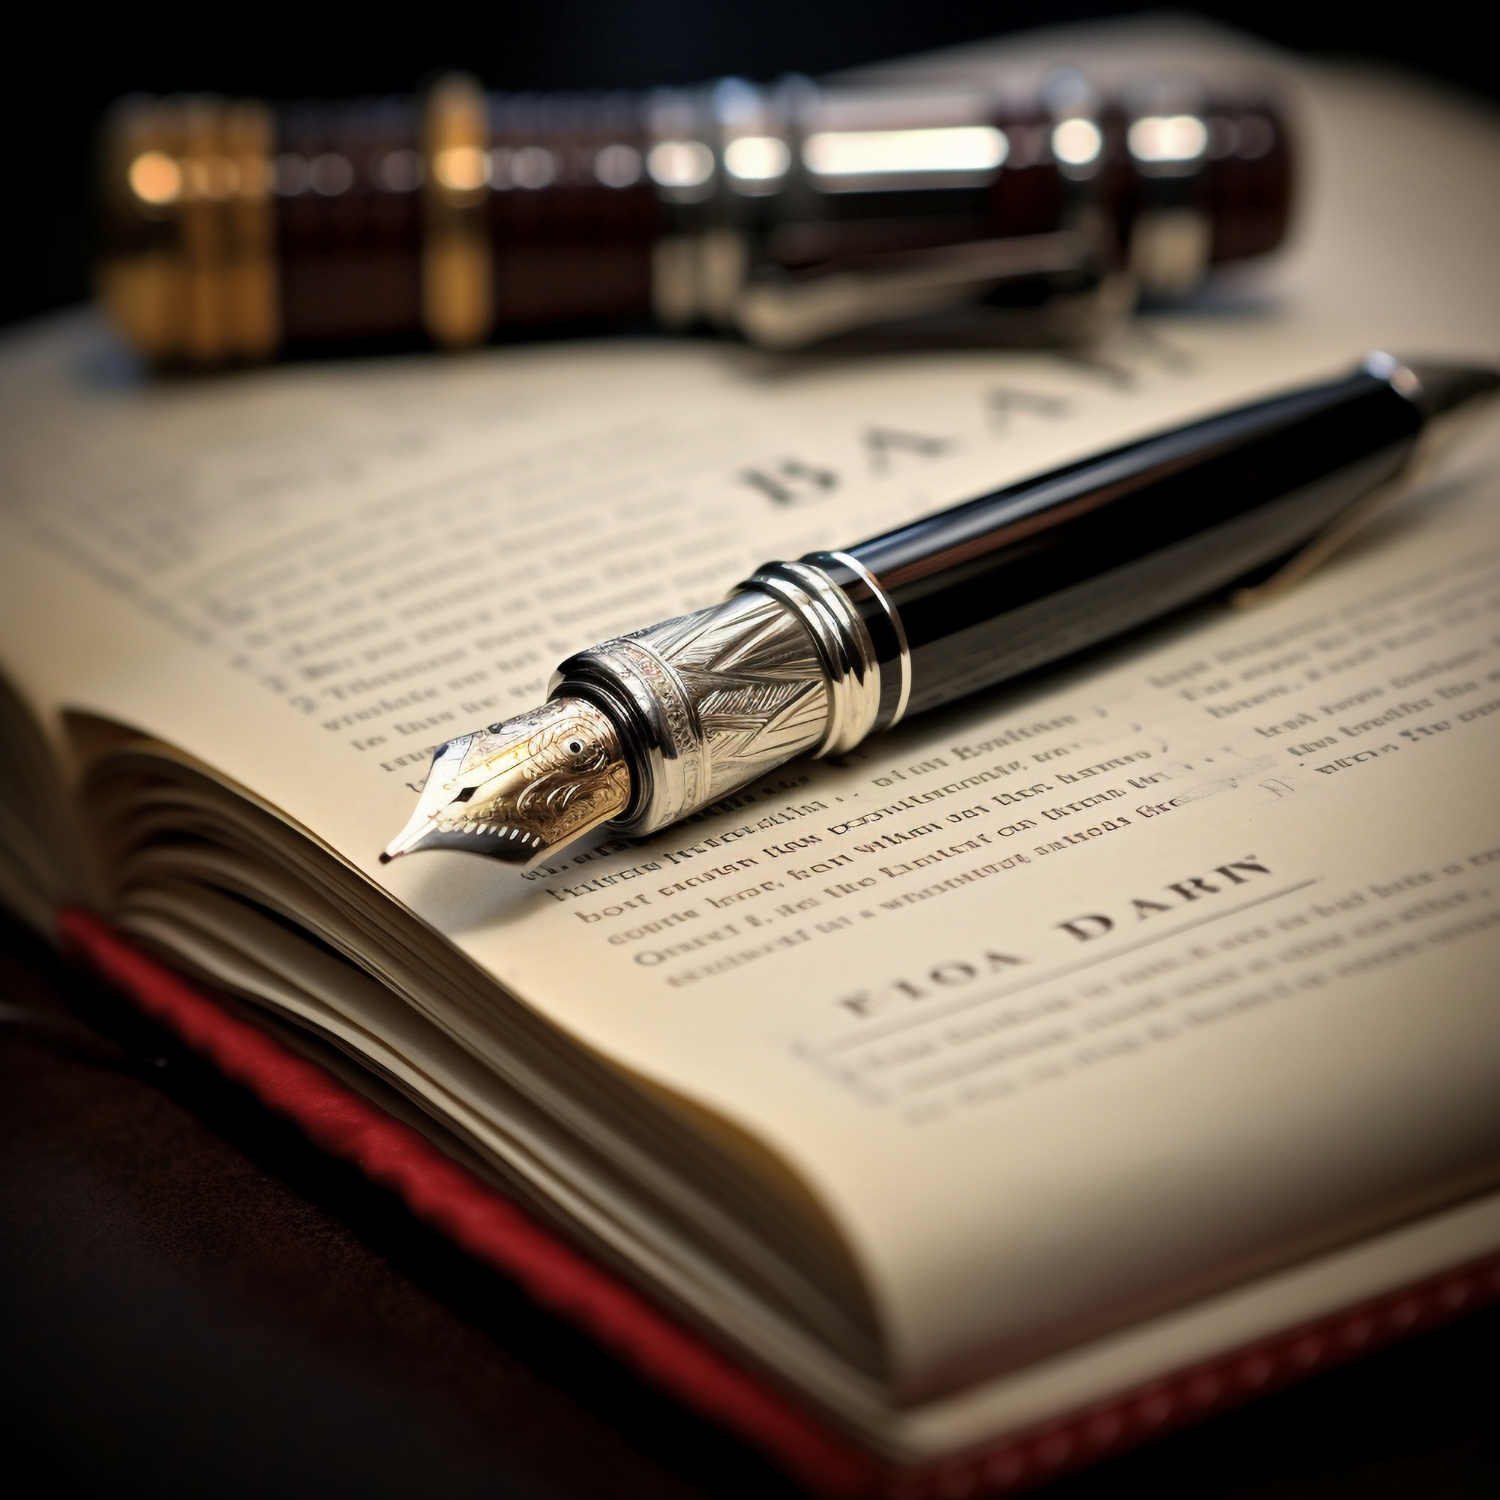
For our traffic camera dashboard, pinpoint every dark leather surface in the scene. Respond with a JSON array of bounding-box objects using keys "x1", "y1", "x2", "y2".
[{"x1": 3, "y1": 910, "x2": 1498, "y2": 1499}]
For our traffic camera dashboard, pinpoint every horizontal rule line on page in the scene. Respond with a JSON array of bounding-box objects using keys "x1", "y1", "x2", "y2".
[{"x1": 813, "y1": 879, "x2": 1322, "y2": 1057}]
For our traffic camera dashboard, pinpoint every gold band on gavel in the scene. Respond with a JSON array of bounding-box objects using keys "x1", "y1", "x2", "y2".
[
  {"x1": 420, "y1": 75, "x2": 495, "y2": 349},
  {"x1": 98, "y1": 77, "x2": 496, "y2": 362},
  {"x1": 97, "y1": 96, "x2": 279, "y2": 364}
]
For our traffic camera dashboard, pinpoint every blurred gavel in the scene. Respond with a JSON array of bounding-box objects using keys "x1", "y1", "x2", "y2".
[{"x1": 97, "y1": 67, "x2": 1292, "y2": 364}]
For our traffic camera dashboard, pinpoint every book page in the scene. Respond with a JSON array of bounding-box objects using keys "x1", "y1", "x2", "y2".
[{"x1": 1, "y1": 51, "x2": 1498, "y2": 1399}]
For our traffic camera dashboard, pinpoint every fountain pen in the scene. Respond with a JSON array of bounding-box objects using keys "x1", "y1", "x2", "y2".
[{"x1": 382, "y1": 354, "x2": 1499, "y2": 871}]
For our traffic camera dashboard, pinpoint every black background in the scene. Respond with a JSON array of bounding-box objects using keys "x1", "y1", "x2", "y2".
[{"x1": 2, "y1": 1, "x2": 1495, "y2": 334}]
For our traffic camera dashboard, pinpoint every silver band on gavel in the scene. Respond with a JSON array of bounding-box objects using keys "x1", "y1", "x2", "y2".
[{"x1": 549, "y1": 552, "x2": 910, "y2": 836}]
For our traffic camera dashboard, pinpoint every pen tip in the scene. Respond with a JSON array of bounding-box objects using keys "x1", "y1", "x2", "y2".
[{"x1": 378, "y1": 698, "x2": 632, "y2": 870}]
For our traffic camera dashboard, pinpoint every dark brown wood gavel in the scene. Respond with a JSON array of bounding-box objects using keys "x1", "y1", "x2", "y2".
[{"x1": 98, "y1": 67, "x2": 1292, "y2": 364}]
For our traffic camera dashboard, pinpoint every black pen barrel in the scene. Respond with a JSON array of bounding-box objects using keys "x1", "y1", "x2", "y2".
[{"x1": 823, "y1": 364, "x2": 1425, "y2": 720}]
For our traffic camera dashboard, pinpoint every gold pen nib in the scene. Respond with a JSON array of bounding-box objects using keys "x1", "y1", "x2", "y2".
[{"x1": 380, "y1": 697, "x2": 631, "y2": 870}]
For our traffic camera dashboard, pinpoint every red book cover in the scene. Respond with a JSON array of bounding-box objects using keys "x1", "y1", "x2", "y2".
[{"x1": 60, "y1": 905, "x2": 1500, "y2": 1499}]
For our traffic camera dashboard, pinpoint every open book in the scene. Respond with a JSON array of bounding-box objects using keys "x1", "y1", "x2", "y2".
[{"x1": 3, "y1": 26, "x2": 1499, "y2": 1494}]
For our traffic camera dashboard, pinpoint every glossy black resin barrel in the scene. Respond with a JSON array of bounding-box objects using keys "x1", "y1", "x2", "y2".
[{"x1": 820, "y1": 367, "x2": 1423, "y2": 719}]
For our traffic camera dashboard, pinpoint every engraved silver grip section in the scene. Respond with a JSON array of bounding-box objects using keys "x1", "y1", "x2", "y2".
[
  {"x1": 552, "y1": 590, "x2": 831, "y2": 836},
  {"x1": 550, "y1": 558, "x2": 904, "y2": 836}
]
